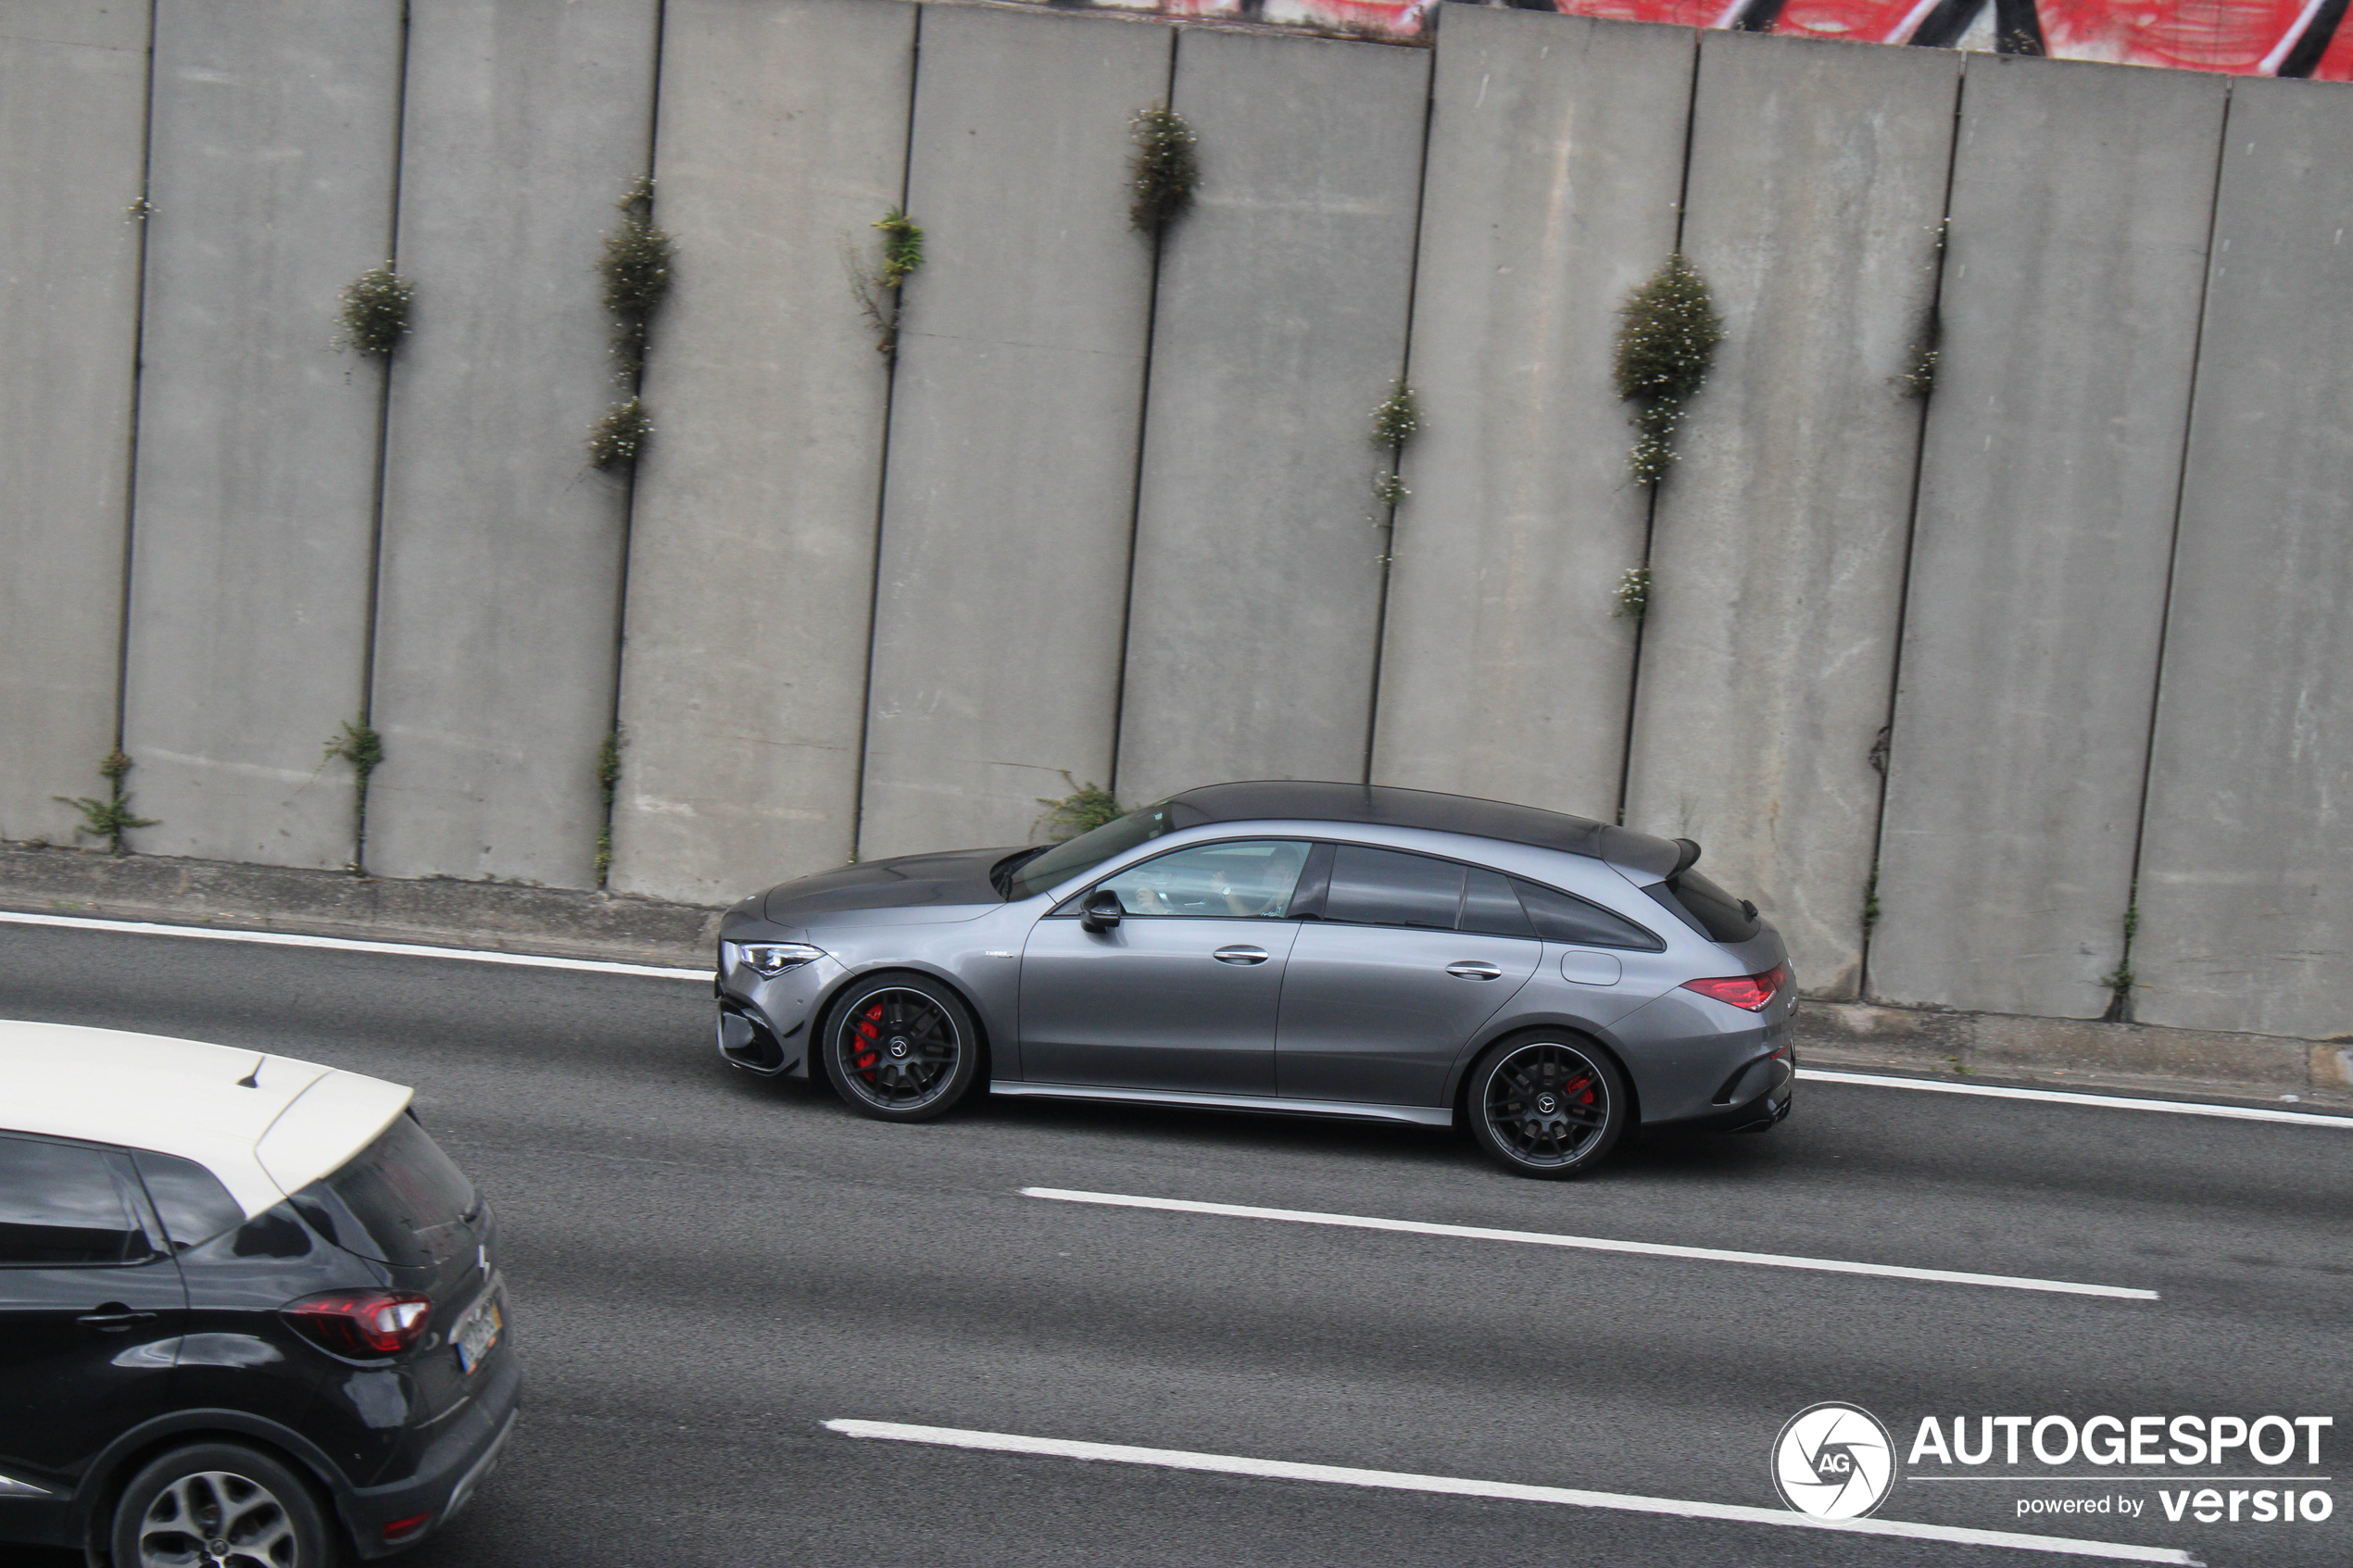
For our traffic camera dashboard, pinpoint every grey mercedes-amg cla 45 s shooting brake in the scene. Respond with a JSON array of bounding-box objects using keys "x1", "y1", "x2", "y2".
[{"x1": 713, "y1": 781, "x2": 1794, "y2": 1177}]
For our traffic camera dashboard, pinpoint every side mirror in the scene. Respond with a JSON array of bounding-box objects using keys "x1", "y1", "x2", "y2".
[{"x1": 1080, "y1": 888, "x2": 1125, "y2": 934}]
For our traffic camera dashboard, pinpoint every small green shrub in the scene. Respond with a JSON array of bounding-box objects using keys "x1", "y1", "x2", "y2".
[
  {"x1": 1370, "y1": 380, "x2": 1419, "y2": 453},
  {"x1": 1128, "y1": 105, "x2": 1199, "y2": 233},
  {"x1": 873, "y1": 207, "x2": 924, "y2": 289},
  {"x1": 586, "y1": 399, "x2": 651, "y2": 470},
  {"x1": 600, "y1": 176, "x2": 673, "y2": 379},
  {"x1": 1372, "y1": 471, "x2": 1409, "y2": 509},
  {"x1": 54, "y1": 749, "x2": 154, "y2": 855},
  {"x1": 1034, "y1": 773, "x2": 1123, "y2": 842},
  {"x1": 337, "y1": 265, "x2": 414, "y2": 358},
  {"x1": 849, "y1": 208, "x2": 925, "y2": 359},
  {"x1": 1613, "y1": 565, "x2": 1651, "y2": 620},
  {"x1": 1614, "y1": 254, "x2": 1722, "y2": 485},
  {"x1": 322, "y1": 719, "x2": 384, "y2": 874}
]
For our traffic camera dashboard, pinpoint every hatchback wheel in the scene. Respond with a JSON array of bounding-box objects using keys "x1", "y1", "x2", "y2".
[
  {"x1": 1466, "y1": 1035, "x2": 1628, "y2": 1178},
  {"x1": 822, "y1": 974, "x2": 979, "y2": 1123},
  {"x1": 111, "y1": 1442, "x2": 335, "y2": 1568}
]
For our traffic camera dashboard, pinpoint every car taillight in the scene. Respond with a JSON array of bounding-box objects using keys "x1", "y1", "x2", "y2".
[
  {"x1": 1681, "y1": 963, "x2": 1786, "y2": 1012},
  {"x1": 282, "y1": 1289, "x2": 434, "y2": 1358}
]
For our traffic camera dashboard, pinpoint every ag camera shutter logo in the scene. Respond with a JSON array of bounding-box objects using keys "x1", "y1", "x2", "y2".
[{"x1": 1774, "y1": 1402, "x2": 1897, "y2": 1519}]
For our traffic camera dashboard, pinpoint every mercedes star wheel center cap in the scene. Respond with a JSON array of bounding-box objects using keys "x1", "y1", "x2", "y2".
[
  {"x1": 889, "y1": 1037, "x2": 909, "y2": 1057},
  {"x1": 1536, "y1": 1093, "x2": 1558, "y2": 1113}
]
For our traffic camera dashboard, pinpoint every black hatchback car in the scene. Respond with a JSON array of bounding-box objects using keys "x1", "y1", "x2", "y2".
[{"x1": 0, "y1": 1021, "x2": 517, "y2": 1567}]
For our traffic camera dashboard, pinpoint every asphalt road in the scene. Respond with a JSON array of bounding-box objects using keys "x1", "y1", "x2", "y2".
[{"x1": 6, "y1": 921, "x2": 2349, "y2": 1568}]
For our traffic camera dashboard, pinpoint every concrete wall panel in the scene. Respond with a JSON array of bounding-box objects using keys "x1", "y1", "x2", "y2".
[
  {"x1": 1368, "y1": 10, "x2": 1693, "y2": 822},
  {"x1": 0, "y1": 2, "x2": 149, "y2": 843},
  {"x1": 856, "y1": 6, "x2": 1171, "y2": 859},
  {"x1": 2133, "y1": 78, "x2": 2353, "y2": 1041},
  {"x1": 120, "y1": 0, "x2": 403, "y2": 870},
  {"x1": 1113, "y1": 28, "x2": 1429, "y2": 807},
  {"x1": 1623, "y1": 33, "x2": 1958, "y2": 998},
  {"x1": 367, "y1": 0, "x2": 661, "y2": 886},
  {"x1": 1869, "y1": 55, "x2": 2224, "y2": 1017},
  {"x1": 607, "y1": 0, "x2": 914, "y2": 905}
]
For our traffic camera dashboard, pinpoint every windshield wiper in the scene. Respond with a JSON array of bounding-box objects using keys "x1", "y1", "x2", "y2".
[{"x1": 990, "y1": 846, "x2": 1050, "y2": 898}]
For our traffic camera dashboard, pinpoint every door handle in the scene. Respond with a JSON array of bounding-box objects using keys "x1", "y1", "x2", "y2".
[
  {"x1": 1445, "y1": 960, "x2": 1503, "y2": 981},
  {"x1": 1213, "y1": 946, "x2": 1271, "y2": 966},
  {"x1": 78, "y1": 1306, "x2": 158, "y2": 1333}
]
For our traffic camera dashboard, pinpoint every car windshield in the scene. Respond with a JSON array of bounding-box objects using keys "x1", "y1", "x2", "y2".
[{"x1": 1005, "y1": 802, "x2": 1181, "y2": 901}]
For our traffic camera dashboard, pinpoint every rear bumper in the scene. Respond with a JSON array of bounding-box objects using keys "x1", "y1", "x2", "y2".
[{"x1": 345, "y1": 1348, "x2": 522, "y2": 1558}]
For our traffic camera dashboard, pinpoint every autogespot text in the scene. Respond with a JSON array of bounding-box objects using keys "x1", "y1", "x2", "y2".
[{"x1": 1906, "y1": 1414, "x2": 2334, "y2": 1526}]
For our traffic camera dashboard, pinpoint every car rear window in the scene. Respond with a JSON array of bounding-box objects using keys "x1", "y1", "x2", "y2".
[
  {"x1": 1512, "y1": 877, "x2": 1665, "y2": 950},
  {"x1": 1644, "y1": 870, "x2": 1762, "y2": 945},
  {"x1": 0, "y1": 1135, "x2": 156, "y2": 1267},
  {"x1": 295, "y1": 1114, "x2": 477, "y2": 1270}
]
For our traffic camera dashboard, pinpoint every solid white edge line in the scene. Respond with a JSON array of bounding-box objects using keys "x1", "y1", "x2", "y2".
[
  {"x1": 824, "y1": 1421, "x2": 2202, "y2": 1565},
  {"x1": 0, "y1": 909, "x2": 708, "y2": 981},
  {"x1": 1021, "y1": 1188, "x2": 2158, "y2": 1300},
  {"x1": 1798, "y1": 1067, "x2": 2353, "y2": 1129}
]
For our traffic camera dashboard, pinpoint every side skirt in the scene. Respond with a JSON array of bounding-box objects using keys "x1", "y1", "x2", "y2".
[{"x1": 988, "y1": 1081, "x2": 1454, "y2": 1128}]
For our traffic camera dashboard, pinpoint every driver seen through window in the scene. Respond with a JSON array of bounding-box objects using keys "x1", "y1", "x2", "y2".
[{"x1": 1094, "y1": 840, "x2": 1310, "y2": 920}]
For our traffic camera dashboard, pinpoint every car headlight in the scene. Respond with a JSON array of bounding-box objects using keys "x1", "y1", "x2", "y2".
[{"x1": 733, "y1": 942, "x2": 825, "y2": 978}]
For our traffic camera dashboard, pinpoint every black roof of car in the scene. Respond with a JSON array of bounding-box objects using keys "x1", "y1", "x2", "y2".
[{"x1": 1162, "y1": 781, "x2": 1683, "y2": 879}]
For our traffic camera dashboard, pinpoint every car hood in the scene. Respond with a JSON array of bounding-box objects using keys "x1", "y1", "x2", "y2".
[{"x1": 762, "y1": 846, "x2": 1021, "y2": 923}]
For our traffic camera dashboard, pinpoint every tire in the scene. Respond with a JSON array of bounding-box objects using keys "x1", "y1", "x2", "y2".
[
  {"x1": 1465, "y1": 1034, "x2": 1629, "y2": 1179},
  {"x1": 820, "y1": 972, "x2": 980, "y2": 1123},
  {"x1": 110, "y1": 1441, "x2": 338, "y2": 1568}
]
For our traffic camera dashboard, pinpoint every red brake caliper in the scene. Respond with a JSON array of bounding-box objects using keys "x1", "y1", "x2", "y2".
[{"x1": 853, "y1": 1003, "x2": 884, "y2": 1077}]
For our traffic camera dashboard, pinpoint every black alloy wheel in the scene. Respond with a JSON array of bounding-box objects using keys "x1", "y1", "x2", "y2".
[
  {"x1": 111, "y1": 1441, "x2": 333, "y2": 1568},
  {"x1": 1466, "y1": 1035, "x2": 1628, "y2": 1178},
  {"x1": 822, "y1": 974, "x2": 979, "y2": 1123}
]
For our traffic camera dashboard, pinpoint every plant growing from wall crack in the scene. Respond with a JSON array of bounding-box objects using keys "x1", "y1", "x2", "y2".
[
  {"x1": 1613, "y1": 565, "x2": 1651, "y2": 620},
  {"x1": 1613, "y1": 253, "x2": 1722, "y2": 486},
  {"x1": 585, "y1": 176, "x2": 672, "y2": 469},
  {"x1": 594, "y1": 729, "x2": 623, "y2": 883},
  {"x1": 1127, "y1": 105, "x2": 1198, "y2": 233},
  {"x1": 336, "y1": 265, "x2": 414, "y2": 358},
  {"x1": 1034, "y1": 772, "x2": 1123, "y2": 842},
  {"x1": 2099, "y1": 898, "x2": 2139, "y2": 1020},
  {"x1": 1368, "y1": 379, "x2": 1418, "y2": 557},
  {"x1": 849, "y1": 207, "x2": 925, "y2": 360},
  {"x1": 321, "y1": 718, "x2": 384, "y2": 874},
  {"x1": 55, "y1": 749, "x2": 154, "y2": 855},
  {"x1": 1899, "y1": 220, "x2": 1948, "y2": 399}
]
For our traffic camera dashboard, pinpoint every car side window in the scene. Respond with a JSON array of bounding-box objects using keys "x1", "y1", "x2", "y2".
[
  {"x1": 1324, "y1": 846, "x2": 1467, "y2": 931},
  {"x1": 1514, "y1": 876, "x2": 1665, "y2": 951},
  {"x1": 133, "y1": 1149, "x2": 249, "y2": 1254},
  {"x1": 1095, "y1": 839, "x2": 1312, "y2": 919},
  {"x1": 1460, "y1": 867, "x2": 1539, "y2": 938},
  {"x1": 0, "y1": 1135, "x2": 157, "y2": 1268}
]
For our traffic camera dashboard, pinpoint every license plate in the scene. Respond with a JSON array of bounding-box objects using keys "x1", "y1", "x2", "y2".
[{"x1": 453, "y1": 1288, "x2": 503, "y2": 1374}]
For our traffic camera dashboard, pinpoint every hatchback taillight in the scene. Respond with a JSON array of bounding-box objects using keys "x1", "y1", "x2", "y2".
[
  {"x1": 1681, "y1": 963, "x2": 1786, "y2": 1012},
  {"x1": 282, "y1": 1290, "x2": 434, "y2": 1358}
]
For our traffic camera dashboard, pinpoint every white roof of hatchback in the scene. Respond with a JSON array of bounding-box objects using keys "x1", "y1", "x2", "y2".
[{"x1": 0, "y1": 1020, "x2": 412, "y2": 1219}]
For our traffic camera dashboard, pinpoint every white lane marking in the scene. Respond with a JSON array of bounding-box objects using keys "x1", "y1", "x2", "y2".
[
  {"x1": 824, "y1": 1420, "x2": 2202, "y2": 1565},
  {"x1": 1800, "y1": 1067, "x2": 2353, "y2": 1129},
  {"x1": 0, "y1": 909, "x2": 708, "y2": 981},
  {"x1": 1021, "y1": 1187, "x2": 2157, "y2": 1300}
]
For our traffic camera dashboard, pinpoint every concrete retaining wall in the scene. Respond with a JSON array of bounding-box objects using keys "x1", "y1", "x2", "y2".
[
  {"x1": 0, "y1": 2, "x2": 149, "y2": 844},
  {"x1": 1112, "y1": 27, "x2": 1429, "y2": 806},
  {"x1": 2133, "y1": 77, "x2": 2353, "y2": 1042},
  {"x1": 857, "y1": 6, "x2": 1171, "y2": 859},
  {"x1": 1369, "y1": 10, "x2": 1693, "y2": 822},
  {"x1": 366, "y1": 0, "x2": 661, "y2": 887},
  {"x1": 607, "y1": 0, "x2": 916, "y2": 905},
  {"x1": 1868, "y1": 55, "x2": 2225, "y2": 1019},
  {"x1": 18, "y1": 0, "x2": 2353, "y2": 1049},
  {"x1": 120, "y1": 0, "x2": 404, "y2": 872},
  {"x1": 1624, "y1": 32, "x2": 1959, "y2": 999}
]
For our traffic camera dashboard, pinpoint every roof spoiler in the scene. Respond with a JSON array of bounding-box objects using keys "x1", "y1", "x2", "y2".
[{"x1": 1670, "y1": 837, "x2": 1702, "y2": 877}]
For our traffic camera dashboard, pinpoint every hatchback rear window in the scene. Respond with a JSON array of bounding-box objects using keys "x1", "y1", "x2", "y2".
[
  {"x1": 296, "y1": 1114, "x2": 477, "y2": 1269},
  {"x1": 1644, "y1": 870, "x2": 1762, "y2": 945}
]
